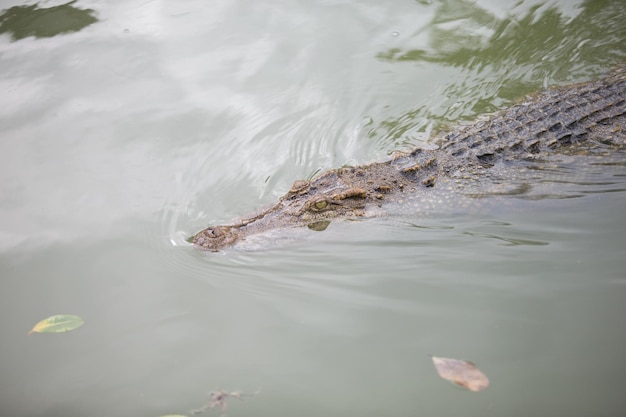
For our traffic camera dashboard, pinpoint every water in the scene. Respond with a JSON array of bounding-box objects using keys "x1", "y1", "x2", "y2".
[{"x1": 1, "y1": 0, "x2": 625, "y2": 416}]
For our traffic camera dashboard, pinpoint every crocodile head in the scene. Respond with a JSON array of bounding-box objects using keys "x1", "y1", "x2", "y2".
[
  {"x1": 191, "y1": 169, "x2": 374, "y2": 251},
  {"x1": 191, "y1": 149, "x2": 440, "y2": 251}
]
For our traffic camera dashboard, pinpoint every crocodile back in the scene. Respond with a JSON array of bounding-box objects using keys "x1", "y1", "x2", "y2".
[{"x1": 439, "y1": 67, "x2": 626, "y2": 169}]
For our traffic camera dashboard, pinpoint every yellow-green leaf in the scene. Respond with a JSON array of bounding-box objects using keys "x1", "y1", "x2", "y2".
[{"x1": 28, "y1": 314, "x2": 84, "y2": 335}]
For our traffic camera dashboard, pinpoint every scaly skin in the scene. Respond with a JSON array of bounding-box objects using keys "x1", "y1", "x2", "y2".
[{"x1": 192, "y1": 67, "x2": 626, "y2": 251}]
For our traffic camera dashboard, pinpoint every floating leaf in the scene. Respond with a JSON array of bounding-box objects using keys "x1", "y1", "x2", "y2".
[
  {"x1": 28, "y1": 314, "x2": 84, "y2": 335},
  {"x1": 431, "y1": 356, "x2": 489, "y2": 392}
]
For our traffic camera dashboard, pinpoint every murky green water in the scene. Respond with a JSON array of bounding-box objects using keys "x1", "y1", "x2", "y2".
[{"x1": 1, "y1": 0, "x2": 625, "y2": 416}]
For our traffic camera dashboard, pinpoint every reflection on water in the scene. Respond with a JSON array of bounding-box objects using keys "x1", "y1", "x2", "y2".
[
  {"x1": 0, "y1": 1, "x2": 98, "y2": 40},
  {"x1": 378, "y1": 0, "x2": 623, "y2": 76},
  {"x1": 371, "y1": 0, "x2": 626, "y2": 144},
  {"x1": 0, "y1": 0, "x2": 625, "y2": 416}
]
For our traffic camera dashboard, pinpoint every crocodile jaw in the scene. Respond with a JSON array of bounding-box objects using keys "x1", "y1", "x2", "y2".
[{"x1": 191, "y1": 183, "x2": 373, "y2": 251}]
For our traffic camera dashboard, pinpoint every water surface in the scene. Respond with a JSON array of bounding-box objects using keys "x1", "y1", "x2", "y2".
[{"x1": 1, "y1": 0, "x2": 625, "y2": 416}]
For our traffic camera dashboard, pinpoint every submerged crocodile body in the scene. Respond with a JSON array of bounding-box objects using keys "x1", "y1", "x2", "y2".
[{"x1": 193, "y1": 67, "x2": 626, "y2": 251}]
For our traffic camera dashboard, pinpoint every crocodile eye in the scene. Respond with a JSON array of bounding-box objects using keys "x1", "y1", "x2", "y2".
[
  {"x1": 305, "y1": 197, "x2": 332, "y2": 212},
  {"x1": 314, "y1": 200, "x2": 328, "y2": 210}
]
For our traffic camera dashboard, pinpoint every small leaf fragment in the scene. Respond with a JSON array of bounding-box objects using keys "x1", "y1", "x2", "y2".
[
  {"x1": 431, "y1": 356, "x2": 489, "y2": 392},
  {"x1": 28, "y1": 314, "x2": 84, "y2": 335},
  {"x1": 192, "y1": 389, "x2": 260, "y2": 415}
]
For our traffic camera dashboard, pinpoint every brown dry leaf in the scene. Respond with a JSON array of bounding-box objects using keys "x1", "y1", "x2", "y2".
[{"x1": 431, "y1": 356, "x2": 489, "y2": 392}]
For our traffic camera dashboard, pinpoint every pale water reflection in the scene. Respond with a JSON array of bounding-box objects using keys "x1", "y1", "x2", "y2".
[{"x1": 0, "y1": 0, "x2": 625, "y2": 416}]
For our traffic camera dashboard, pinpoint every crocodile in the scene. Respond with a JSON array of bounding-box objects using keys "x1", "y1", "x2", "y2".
[{"x1": 192, "y1": 66, "x2": 626, "y2": 251}]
